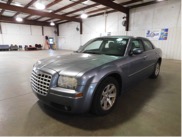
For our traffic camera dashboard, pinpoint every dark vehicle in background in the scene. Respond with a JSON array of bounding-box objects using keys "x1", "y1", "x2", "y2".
[{"x1": 31, "y1": 36, "x2": 162, "y2": 115}]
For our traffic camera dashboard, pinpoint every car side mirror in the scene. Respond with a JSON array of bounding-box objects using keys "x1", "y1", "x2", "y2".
[{"x1": 130, "y1": 48, "x2": 143, "y2": 55}]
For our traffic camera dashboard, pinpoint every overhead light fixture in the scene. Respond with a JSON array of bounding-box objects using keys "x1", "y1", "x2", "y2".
[
  {"x1": 16, "y1": 17, "x2": 23, "y2": 22},
  {"x1": 82, "y1": 0, "x2": 90, "y2": 4},
  {"x1": 35, "y1": 1, "x2": 45, "y2": 10},
  {"x1": 14, "y1": 2, "x2": 23, "y2": 7},
  {"x1": 50, "y1": 21, "x2": 55, "y2": 26},
  {"x1": 80, "y1": 13, "x2": 88, "y2": 19}
]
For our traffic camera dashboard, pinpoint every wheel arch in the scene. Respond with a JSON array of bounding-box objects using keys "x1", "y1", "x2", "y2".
[
  {"x1": 89, "y1": 72, "x2": 123, "y2": 113},
  {"x1": 92, "y1": 71, "x2": 123, "y2": 98}
]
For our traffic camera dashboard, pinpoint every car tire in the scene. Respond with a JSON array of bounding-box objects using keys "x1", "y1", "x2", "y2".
[
  {"x1": 91, "y1": 77, "x2": 119, "y2": 116},
  {"x1": 150, "y1": 61, "x2": 161, "y2": 79}
]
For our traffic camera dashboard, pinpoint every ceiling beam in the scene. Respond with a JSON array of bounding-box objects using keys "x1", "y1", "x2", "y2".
[
  {"x1": 89, "y1": 10, "x2": 116, "y2": 18},
  {"x1": 129, "y1": 0, "x2": 167, "y2": 9},
  {"x1": 57, "y1": 10, "x2": 116, "y2": 25},
  {"x1": 91, "y1": 0, "x2": 128, "y2": 13},
  {"x1": 44, "y1": 3, "x2": 100, "y2": 23},
  {"x1": 0, "y1": 16, "x2": 51, "y2": 26},
  {"x1": 43, "y1": 18, "x2": 52, "y2": 22},
  {"x1": 46, "y1": 0, "x2": 63, "y2": 8},
  {"x1": 13, "y1": 0, "x2": 38, "y2": 18},
  {"x1": 24, "y1": 14, "x2": 33, "y2": 20},
  {"x1": 24, "y1": 0, "x2": 38, "y2": 8},
  {"x1": 27, "y1": 0, "x2": 63, "y2": 20},
  {"x1": 52, "y1": 0, "x2": 86, "y2": 13},
  {"x1": 63, "y1": 3, "x2": 100, "y2": 16},
  {"x1": 0, "y1": 3, "x2": 81, "y2": 22},
  {"x1": 54, "y1": 0, "x2": 135, "y2": 24},
  {"x1": 35, "y1": 0, "x2": 86, "y2": 22},
  {"x1": 121, "y1": 0, "x2": 142, "y2": 6},
  {"x1": 32, "y1": 16, "x2": 43, "y2": 21},
  {"x1": 57, "y1": 0, "x2": 130, "y2": 24},
  {"x1": 86, "y1": 7, "x2": 109, "y2": 14},
  {"x1": 58, "y1": 21, "x2": 70, "y2": 25},
  {"x1": 0, "y1": 0, "x2": 13, "y2": 15},
  {"x1": 72, "y1": 7, "x2": 110, "y2": 18}
]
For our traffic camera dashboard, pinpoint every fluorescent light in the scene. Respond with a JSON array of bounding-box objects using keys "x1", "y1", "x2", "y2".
[
  {"x1": 16, "y1": 17, "x2": 23, "y2": 22},
  {"x1": 80, "y1": 13, "x2": 88, "y2": 19},
  {"x1": 35, "y1": 2, "x2": 45, "y2": 10},
  {"x1": 82, "y1": 0, "x2": 90, "y2": 4},
  {"x1": 50, "y1": 22, "x2": 55, "y2": 26},
  {"x1": 14, "y1": 2, "x2": 23, "y2": 7}
]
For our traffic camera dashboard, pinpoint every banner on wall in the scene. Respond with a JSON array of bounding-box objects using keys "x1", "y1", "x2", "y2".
[{"x1": 146, "y1": 28, "x2": 169, "y2": 40}]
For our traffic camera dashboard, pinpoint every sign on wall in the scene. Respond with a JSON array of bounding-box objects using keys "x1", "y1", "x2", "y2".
[{"x1": 146, "y1": 28, "x2": 169, "y2": 40}]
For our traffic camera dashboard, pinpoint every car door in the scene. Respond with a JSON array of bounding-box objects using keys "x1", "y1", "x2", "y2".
[
  {"x1": 141, "y1": 38, "x2": 157, "y2": 76},
  {"x1": 125, "y1": 38, "x2": 148, "y2": 86}
]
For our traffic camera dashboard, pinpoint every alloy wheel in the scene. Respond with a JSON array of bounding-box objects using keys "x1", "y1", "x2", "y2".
[{"x1": 100, "y1": 84, "x2": 117, "y2": 110}]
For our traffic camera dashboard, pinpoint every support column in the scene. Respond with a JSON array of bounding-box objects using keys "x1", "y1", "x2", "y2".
[
  {"x1": 126, "y1": 9, "x2": 130, "y2": 31},
  {"x1": 56, "y1": 24, "x2": 59, "y2": 36},
  {"x1": 80, "y1": 22, "x2": 82, "y2": 35},
  {"x1": 42, "y1": 26, "x2": 44, "y2": 36}
]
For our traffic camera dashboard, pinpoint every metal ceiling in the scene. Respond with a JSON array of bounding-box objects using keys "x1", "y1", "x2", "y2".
[{"x1": 0, "y1": 0, "x2": 168, "y2": 27}]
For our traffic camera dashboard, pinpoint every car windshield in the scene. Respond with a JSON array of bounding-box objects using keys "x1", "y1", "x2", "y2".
[{"x1": 80, "y1": 37, "x2": 129, "y2": 56}]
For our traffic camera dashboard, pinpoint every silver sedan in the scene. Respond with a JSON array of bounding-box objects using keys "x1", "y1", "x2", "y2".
[{"x1": 31, "y1": 36, "x2": 162, "y2": 115}]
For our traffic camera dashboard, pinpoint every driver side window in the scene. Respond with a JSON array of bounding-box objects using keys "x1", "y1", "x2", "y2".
[{"x1": 131, "y1": 39, "x2": 144, "y2": 51}]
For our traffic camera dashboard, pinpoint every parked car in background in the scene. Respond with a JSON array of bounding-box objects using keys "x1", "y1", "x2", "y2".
[{"x1": 31, "y1": 36, "x2": 162, "y2": 115}]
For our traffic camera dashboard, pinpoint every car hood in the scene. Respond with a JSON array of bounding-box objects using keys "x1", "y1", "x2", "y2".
[{"x1": 36, "y1": 53, "x2": 121, "y2": 76}]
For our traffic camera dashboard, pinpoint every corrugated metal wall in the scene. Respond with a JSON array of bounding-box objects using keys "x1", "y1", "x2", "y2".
[
  {"x1": 59, "y1": 0, "x2": 181, "y2": 60},
  {"x1": 126, "y1": 27, "x2": 181, "y2": 60}
]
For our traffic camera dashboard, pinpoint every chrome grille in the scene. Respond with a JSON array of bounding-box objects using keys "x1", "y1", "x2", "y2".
[{"x1": 31, "y1": 70, "x2": 52, "y2": 96}]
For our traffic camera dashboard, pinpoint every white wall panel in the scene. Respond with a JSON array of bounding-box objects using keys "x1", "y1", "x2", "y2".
[
  {"x1": 58, "y1": 22, "x2": 80, "y2": 50},
  {"x1": 83, "y1": 15, "x2": 105, "y2": 34},
  {"x1": 44, "y1": 27, "x2": 54, "y2": 37},
  {"x1": 31, "y1": 25, "x2": 42, "y2": 36},
  {"x1": 0, "y1": 34, "x2": 3, "y2": 44},
  {"x1": 58, "y1": 0, "x2": 181, "y2": 60},
  {"x1": 19, "y1": 25, "x2": 31, "y2": 35},
  {"x1": 130, "y1": 0, "x2": 181, "y2": 30},
  {"x1": 127, "y1": 27, "x2": 181, "y2": 60},
  {"x1": 0, "y1": 23, "x2": 54, "y2": 48}
]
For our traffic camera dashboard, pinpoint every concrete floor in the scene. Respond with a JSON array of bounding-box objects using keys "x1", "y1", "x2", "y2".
[{"x1": 0, "y1": 50, "x2": 181, "y2": 136}]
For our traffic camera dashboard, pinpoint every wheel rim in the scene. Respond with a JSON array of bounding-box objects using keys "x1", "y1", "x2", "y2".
[
  {"x1": 155, "y1": 63, "x2": 160, "y2": 76},
  {"x1": 100, "y1": 84, "x2": 117, "y2": 110}
]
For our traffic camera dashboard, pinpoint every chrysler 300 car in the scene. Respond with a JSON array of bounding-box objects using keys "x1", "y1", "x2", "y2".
[{"x1": 31, "y1": 36, "x2": 162, "y2": 115}]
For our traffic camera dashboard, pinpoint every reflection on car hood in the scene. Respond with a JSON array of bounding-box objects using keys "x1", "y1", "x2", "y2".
[{"x1": 36, "y1": 53, "x2": 121, "y2": 76}]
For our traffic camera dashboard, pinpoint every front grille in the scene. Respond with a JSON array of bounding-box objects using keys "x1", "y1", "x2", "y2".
[{"x1": 31, "y1": 70, "x2": 52, "y2": 96}]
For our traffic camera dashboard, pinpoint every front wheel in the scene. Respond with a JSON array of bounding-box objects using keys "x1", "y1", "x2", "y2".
[
  {"x1": 150, "y1": 62, "x2": 161, "y2": 79},
  {"x1": 91, "y1": 77, "x2": 119, "y2": 116}
]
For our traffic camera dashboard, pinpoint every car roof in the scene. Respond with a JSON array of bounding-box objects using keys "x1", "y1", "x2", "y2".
[{"x1": 97, "y1": 36, "x2": 147, "y2": 40}]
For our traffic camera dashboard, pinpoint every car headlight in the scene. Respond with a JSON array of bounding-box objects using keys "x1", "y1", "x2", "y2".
[{"x1": 58, "y1": 75, "x2": 77, "y2": 90}]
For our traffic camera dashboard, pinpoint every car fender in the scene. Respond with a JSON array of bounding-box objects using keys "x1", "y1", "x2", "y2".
[{"x1": 78, "y1": 63, "x2": 123, "y2": 111}]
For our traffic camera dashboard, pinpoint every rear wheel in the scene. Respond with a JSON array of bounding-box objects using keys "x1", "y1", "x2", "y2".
[
  {"x1": 91, "y1": 77, "x2": 119, "y2": 115},
  {"x1": 150, "y1": 62, "x2": 160, "y2": 78}
]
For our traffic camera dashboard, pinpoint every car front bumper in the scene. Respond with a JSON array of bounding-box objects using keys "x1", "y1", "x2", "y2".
[
  {"x1": 32, "y1": 84, "x2": 97, "y2": 113},
  {"x1": 31, "y1": 67, "x2": 97, "y2": 113}
]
